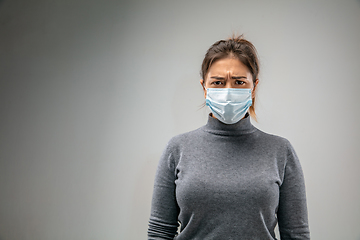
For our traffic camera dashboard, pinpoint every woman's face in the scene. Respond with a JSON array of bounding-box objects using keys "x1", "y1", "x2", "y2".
[{"x1": 200, "y1": 57, "x2": 258, "y2": 98}]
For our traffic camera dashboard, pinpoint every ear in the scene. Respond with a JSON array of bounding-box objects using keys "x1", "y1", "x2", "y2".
[
  {"x1": 252, "y1": 79, "x2": 259, "y2": 97},
  {"x1": 200, "y1": 79, "x2": 206, "y2": 98}
]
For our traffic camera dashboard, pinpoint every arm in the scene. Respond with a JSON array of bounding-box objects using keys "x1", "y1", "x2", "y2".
[
  {"x1": 148, "y1": 140, "x2": 180, "y2": 240},
  {"x1": 278, "y1": 143, "x2": 310, "y2": 240}
]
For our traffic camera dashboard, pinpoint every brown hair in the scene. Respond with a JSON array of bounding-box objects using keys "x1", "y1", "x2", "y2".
[{"x1": 201, "y1": 35, "x2": 260, "y2": 120}]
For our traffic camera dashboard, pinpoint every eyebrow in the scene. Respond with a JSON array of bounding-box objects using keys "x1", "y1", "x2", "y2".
[{"x1": 210, "y1": 76, "x2": 247, "y2": 80}]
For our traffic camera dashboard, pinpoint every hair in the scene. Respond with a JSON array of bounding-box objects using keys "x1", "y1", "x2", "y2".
[{"x1": 201, "y1": 35, "x2": 260, "y2": 120}]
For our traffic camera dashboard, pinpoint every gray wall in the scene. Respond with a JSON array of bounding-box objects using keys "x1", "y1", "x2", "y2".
[{"x1": 1, "y1": 0, "x2": 360, "y2": 239}]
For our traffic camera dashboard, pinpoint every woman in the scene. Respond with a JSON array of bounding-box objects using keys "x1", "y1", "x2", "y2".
[{"x1": 148, "y1": 36, "x2": 310, "y2": 240}]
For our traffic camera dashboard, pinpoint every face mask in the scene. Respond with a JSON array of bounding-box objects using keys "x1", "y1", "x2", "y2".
[{"x1": 205, "y1": 88, "x2": 252, "y2": 124}]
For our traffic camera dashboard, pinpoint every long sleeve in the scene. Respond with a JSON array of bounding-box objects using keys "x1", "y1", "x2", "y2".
[
  {"x1": 278, "y1": 143, "x2": 310, "y2": 239},
  {"x1": 148, "y1": 140, "x2": 180, "y2": 240}
]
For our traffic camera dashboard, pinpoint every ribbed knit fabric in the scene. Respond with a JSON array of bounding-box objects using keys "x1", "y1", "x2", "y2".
[{"x1": 148, "y1": 115, "x2": 310, "y2": 240}]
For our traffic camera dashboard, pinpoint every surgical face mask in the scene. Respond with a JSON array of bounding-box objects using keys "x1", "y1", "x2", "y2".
[{"x1": 205, "y1": 88, "x2": 252, "y2": 124}]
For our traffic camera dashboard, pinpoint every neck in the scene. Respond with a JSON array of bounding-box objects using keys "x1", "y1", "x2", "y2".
[{"x1": 203, "y1": 113, "x2": 256, "y2": 136}]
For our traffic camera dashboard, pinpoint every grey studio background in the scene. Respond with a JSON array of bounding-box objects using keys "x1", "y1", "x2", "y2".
[{"x1": 0, "y1": 0, "x2": 359, "y2": 239}]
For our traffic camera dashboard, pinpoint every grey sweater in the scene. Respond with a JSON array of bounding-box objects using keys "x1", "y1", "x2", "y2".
[{"x1": 148, "y1": 115, "x2": 310, "y2": 239}]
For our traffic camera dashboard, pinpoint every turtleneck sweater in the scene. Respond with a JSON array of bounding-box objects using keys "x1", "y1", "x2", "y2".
[{"x1": 148, "y1": 115, "x2": 310, "y2": 240}]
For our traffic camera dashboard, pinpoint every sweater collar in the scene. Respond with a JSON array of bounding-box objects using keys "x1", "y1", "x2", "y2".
[{"x1": 202, "y1": 113, "x2": 257, "y2": 136}]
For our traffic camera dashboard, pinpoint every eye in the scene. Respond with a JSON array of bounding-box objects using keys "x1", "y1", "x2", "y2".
[
  {"x1": 235, "y1": 80, "x2": 245, "y2": 85},
  {"x1": 211, "y1": 81, "x2": 223, "y2": 85}
]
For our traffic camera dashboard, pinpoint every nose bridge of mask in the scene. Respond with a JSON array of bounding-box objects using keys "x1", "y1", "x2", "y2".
[{"x1": 225, "y1": 88, "x2": 232, "y2": 101}]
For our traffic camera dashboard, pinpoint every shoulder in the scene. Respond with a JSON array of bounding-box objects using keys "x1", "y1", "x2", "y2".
[
  {"x1": 159, "y1": 127, "x2": 203, "y2": 168},
  {"x1": 252, "y1": 128, "x2": 299, "y2": 167},
  {"x1": 166, "y1": 127, "x2": 204, "y2": 149},
  {"x1": 160, "y1": 127, "x2": 203, "y2": 157},
  {"x1": 254, "y1": 128, "x2": 294, "y2": 150}
]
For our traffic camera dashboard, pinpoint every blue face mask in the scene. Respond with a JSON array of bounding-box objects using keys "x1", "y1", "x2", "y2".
[{"x1": 205, "y1": 88, "x2": 252, "y2": 124}]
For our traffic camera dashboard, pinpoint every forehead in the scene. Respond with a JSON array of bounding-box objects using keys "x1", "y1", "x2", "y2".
[{"x1": 208, "y1": 58, "x2": 250, "y2": 75}]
